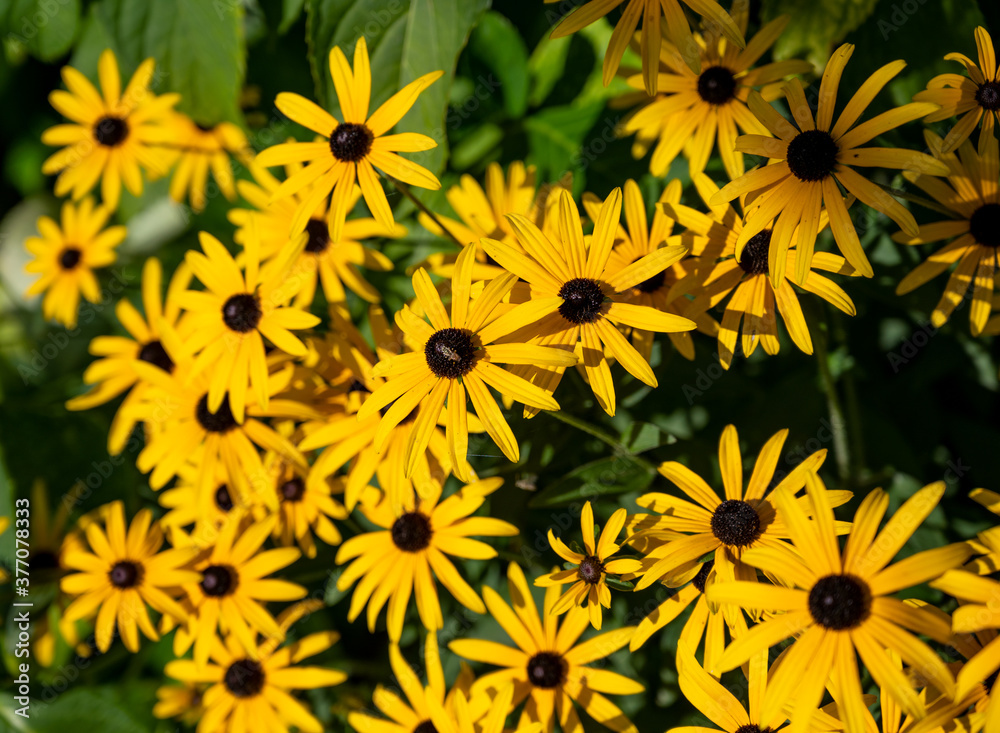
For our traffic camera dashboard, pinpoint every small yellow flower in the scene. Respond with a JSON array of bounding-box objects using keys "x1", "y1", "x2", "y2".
[{"x1": 165, "y1": 112, "x2": 252, "y2": 212}]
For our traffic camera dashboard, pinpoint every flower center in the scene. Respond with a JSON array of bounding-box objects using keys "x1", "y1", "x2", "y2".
[
  {"x1": 224, "y1": 659, "x2": 265, "y2": 698},
  {"x1": 697, "y1": 65, "x2": 737, "y2": 105},
  {"x1": 976, "y1": 81, "x2": 1000, "y2": 111},
  {"x1": 390, "y1": 511, "x2": 433, "y2": 552},
  {"x1": 138, "y1": 340, "x2": 175, "y2": 373},
  {"x1": 558, "y1": 277, "x2": 606, "y2": 324},
  {"x1": 631, "y1": 257, "x2": 666, "y2": 293},
  {"x1": 59, "y1": 247, "x2": 82, "y2": 270},
  {"x1": 735, "y1": 726, "x2": 774, "y2": 733},
  {"x1": 222, "y1": 293, "x2": 262, "y2": 333},
  {"x1": 29, "y1": 550, "x2": 60, "y2": 572},
  {"x1": 413, "y1": 722, "x2": 438, "y2": 733},
  {"x1": 214, "y1": 484, "x2": 234, "y2": 512},
  {"x1": 424, "y1": 328, "x2": 477, "y2": 379},
  {"x1": 578, "y1": 555, "x2": 605, "y2": 584},
  {"x1": 329, "y1": 122, "x2": 374, "y2": 162},
  {"x1": 969, "y1": 202, "x2": 1000, "y2": 247},
  {"x1": 710, "y1": 500, "x2": 761, "y2": 548},
  {"x1": 692, "y1": 561, "x2": 714, "y2": 593},
  {"x1": 786, "y1": 129, "x2": 839, "y2": 182},
  {"x1": 738, "y1": 230, "x2": 771, "y2": 276},
  {"x1": 200, "y1": 564, "x2": 236, "y2": 597},
  {"x1": 305, "y1": 218, "x2": 331, "y2": 253},
  {"x1": 196, "y1": 394, "x2": 238, "y2": 433},
  {"x1": 93, "y1": 115, "x2": 129, "y2": 147},
  {"x1": 280, "y1": 477, "x2": 306, "y2": 502},
  {"x1": 109, "y1": 560, "x2": 141, "y2": 588},
  {"x1": 526, "y1": 652, "x2": 566, "y2": 688},
  {"x1": 808, "y1": 574, "x2": 871, "y2": 630}
]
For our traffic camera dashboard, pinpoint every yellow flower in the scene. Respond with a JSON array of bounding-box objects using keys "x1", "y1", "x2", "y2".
[
  {"x1": 164, "y1": 600, "x2": 346, "y2": 733},
  {"x1": 25, "y1": 197, "x2": 126, "y2": 329},
  {"x1": 714, "y1": 44, "x2": 948, "y2": 283},
  {"x1": 666, "y1": 174, "x2": 860, "y2": 369},
  {"x1": 545, "y1": 0, "x2": 744, "y2": 95},
  {"x1": 450, "y1": 562, "x2": 643, "y2": 733},
  {"x1": 41, "y1": 49, "x2": 177, "y2": 210},
  {"x1": 178, "y1": 229, "x2": 320, "y2": 423},
  {"x1": 894, "y1": 131, "x2": 1000, "y2": 336},
  {"x1": 359, "y1": 243, "x2": 576, "y2": 481},
  {"x1": 228, "y1": 161, "x2": 403, "y2": 306},
  {"x1": 707, "y1": 480, "x2": 973, "y2": 732},
  {"x1": 66, "y1": 257, "x2": 190, "y2": 453},
  {"x1": 482, "y1": 186, "x2": 694, "y2": 417},
  {"x1": 620, "y1": 11, "x2": 810, "y2": 179},
  {"x1": 914, "y1": 27, "x2": 1000, "y2": 154},
  {"x1": 535, "y1": 502, "x2": 641, "y2": 630},
  {"x1": 334, "y1": 477, "x2": 517, "y2": 642},
  {"x1": 59, "y1": 500, "x2": 199, "y2": 652},
  {"x1": 153, "y1": 681, "x2": 206, "y2": 727},
  {"x1": 157, "y1": 464, "x2": 243, "y2": 545},
  {"x1": 256, "y1": 36, "x2": 443, "y2": 241},
  {"x1": 165, "y1": 112, "x2": 252, "y2": 212}
]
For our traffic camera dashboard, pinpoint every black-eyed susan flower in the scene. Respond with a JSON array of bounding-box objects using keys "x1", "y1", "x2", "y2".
[
  {"x1": 482, "y1": 187, "x2": 694, "y2": 417},
  {"x1": 153, "y1": 681, "x2": 206, "y2": 727},
  {"x1": 158, "y1": 465, "x2": 243, "y2": 546},
  {"x1": 165, "y1": 601, "x2": 346, "y2": 733},
  {"x1": 264, "y1": 446, "x2": 346, "y2": 558},
  {"x1": 165, "y1": 112, "x2": 252, "y2": 212},
  {"x1": 358, "y1": 243, "x2": 577, "y2": 480},
  {"x1": 666, "y1": 174, "x2": 860, "y2": 369},
  {"x1": 173, "y1": 511, "x2": 306, "y2": 667},
  {"x1": 256, "y1": 36, "x2": 443, "y2": 241},
  {"x1": 587, "y1": 179, "x2": 717, "y2": 362},
  {"x1": 66, "y1": 257, "x2": 189, "y2": 453},
  {"x1": 915, "y1": 27, "x2": 1000, "y2": 153},
  {"x1": 535, "y1": 502, "x2": 641, "y2": 630},
  {"x1": 893, "y1": 131, "x2": 1000, "y2": 336},
  {"x1": 631, "y1": 424, "x2": 848, "y2": 595},
  {"x1": 41, "y1": 49, "x2": 178, "y2": 211},
  {"x1": 545, "y1": 0, "x2": 744, "y2": 95},
  {"x1": 714, "y1": 44, "x2": 949, "y2": 283},
  {"x1": 179, "y1": 229, "x2": 320, "y2": 423},
  {"x1": 334, "y1": 477, "x2": 517, "y2": 642},
  {"x1": 25, "y1": 197, "x2": 126, "y2": 329},
  {"x1": 450, "y1": 562, "x2": 642, "y2": 733},
  {"x1": 620, "y1": 11, "x2": 811, "y2": 179},
  {"x1": 228, "y1": 162, "x2": 402, "y2": 307},
  {"x1": 707, "y1": 479, "x2": 973, "y2": 732},
  {"x1": 59, "y1": 500, "x2": 199, "y2": 653}
]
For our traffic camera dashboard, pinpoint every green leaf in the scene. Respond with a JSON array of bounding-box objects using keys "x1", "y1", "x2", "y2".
[
  {"x1": 621, "y1": 421, "x2": 676, "y2": 454},
  {"x1": 1, "y1": 0, "x2": 81, "y2": 61},
  {"x1": 468, "y1": 10, "x2": 528, "y2": 118},
  {"x1": 761, "y1": 0, "x2": 879, "y2": 68},
  {"x1": 304, "y1": 0, "x2": 489, "y2": 175},
  {"x1": 528, "y1": 34, "x2": 571, "y2": 108},
  {"x1": 28, "y1": 685, "x2": 157, "y2": 733},
  {"x1": 529, "y1": 456, "x2": 654, "y2": 508},
  {"x1": 523, "y1": 99, "x2": 604, "y2": 190},
  {"x1": 279, "y1": 0, "x2": 307, "y2": 33}
]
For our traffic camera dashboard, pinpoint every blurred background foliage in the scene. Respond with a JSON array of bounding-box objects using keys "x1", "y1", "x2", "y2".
[{"x1": 0, "y1": 0, "x2": 998, "y2": 730}]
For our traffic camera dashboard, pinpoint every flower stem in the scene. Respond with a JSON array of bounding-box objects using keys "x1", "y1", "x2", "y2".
[
  {"x1": 388, "y1": 177, "x2": 465, "y2": 248},
  {"x1": 545, "y1": 409, "x2": 655, "y2": 471},
  {"x1": 813, "y1": 312, "x2": 851, "y2": 487}
]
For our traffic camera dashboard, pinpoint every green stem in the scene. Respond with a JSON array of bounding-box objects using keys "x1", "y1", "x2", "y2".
[
  {"x1": 545, "y1": 409, "x2": 655, "y2": 472},
  {"x1": 389, "y1": 178, "x2": 465, "y2": 248},
  {"x1": 813, "y1": 313, "x2": 851, "y2": 488},
  {"x1": 831, "y1": 310, "x2": 866, "y2": 479},
  {"x1": 874, "y1": 182, "x2": 957, "y2": 219}
]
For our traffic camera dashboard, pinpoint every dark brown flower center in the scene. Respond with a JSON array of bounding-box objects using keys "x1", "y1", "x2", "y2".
[
  {"x1": 280, "y1": 477, "x2": 306, "y2": 502},
  {"x1": 109, "y1": 560, "x2": 141, "y2": 588},
  {"x1": 329, "y1": 122, "x2": 374, "y2": 162},
  {"x1": 196, "y1": 394, "x2": 238, "y2": 433},
  {"x1": 692, "y1": 560, "x2": 714, "y2": 593},
  {"x1": 710, "y1": 500, "x2": 761, "y2": 548},
  {"x1": 578, "y1": 555, "x2": 605, "y2": 584},
  {"x1": 969, "y1": 203, "x2": 1000, "y2": 247},
  {"x1": 738, "y1": 230, "x2": 771, "y2": 276},
  {"x1": 224, "y1": 659, "x2": 265, "y2": 698},
  {"x1": 413, "y1": 722, "x2": 438, "y2": 733},
  {"x1": 786, "y1": 129, "x2": 839, "y2": 182},
  {"x1": 697, "y1": 65, "x2": 737, "y2": 105},
  {"x1": 59, "y1": 247, "x2": 82, "y2": 270},
  {"x1": 29, "y1": 550, "x2": 60, "y2": 572},
  {"x1": 736, "y1": 726, "x2": 774, "y2": 733},
  {"x1": 558, "y1": 277, "x2": 606, "y2": 324},
  {"x1": 424, "y1": 328, "x2": 477, "y2": 378},
  {"x1": 222, "y1": 293, "x2": 262, "y2": 333},
  {"x1": 214, "y1": 484, "x2": 234, "y2": 512},
  {"x1": 976, "y1": 81, "x2": 1000, "y2": 111},
  {"x1": 94, "y1": 115, "x2": 129, "y2": 147},
  {"x1": 391, "y1": 511, "x2": 432, "y2": 552},
  {"x1": 305, "y1": 218, "x2": 331, "y2": 253},
  {"x1": 632, "y1": 257, "x2": 666, "y2": 293},
  {"x1": 526, "y1": 651, "x2": 566, "y2": 688},
  {"x1": 200, "y1": 564, "x2": 236, "y2": 597},
  {"x1": 808, "y1": 574, "x2": 871, "y2": 630},
  {"x1": 138, "y1": 340, "x2": 174, "y2": 373}
]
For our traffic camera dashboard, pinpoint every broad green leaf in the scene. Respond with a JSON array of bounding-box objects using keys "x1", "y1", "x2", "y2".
[
  {"x1": 621, "y1": 421, "x2": 676, "y2": 454},
  {"x1": 528, "y1": 34, "x2": 571, "y2": 108},
  {"x1": 468, "y1": 10, "x2": 528, "y2": 118},
  {"x1": 279, "y1": 0, "x2": 307, "y2": 34},
  {"x1": 761, "y1": 0, "x2": 879, "y2": 68},
  {"x1": 523, "y1": 99, "x2": 604, "y2": 191},
  {"x1": 1, "y1": 0, "x2": 81, "y2": 61},
  {"x1": 28, "y1": 685, "x2": 157, "y2": 733},
  {"x1": 529, "y1": 456, "x2": 654, "y2": 507}
]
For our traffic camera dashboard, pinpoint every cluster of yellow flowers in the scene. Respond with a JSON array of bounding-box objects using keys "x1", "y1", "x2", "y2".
[{"x1": 13, "y1": 2, "x2": 1000, "y2": 732}]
